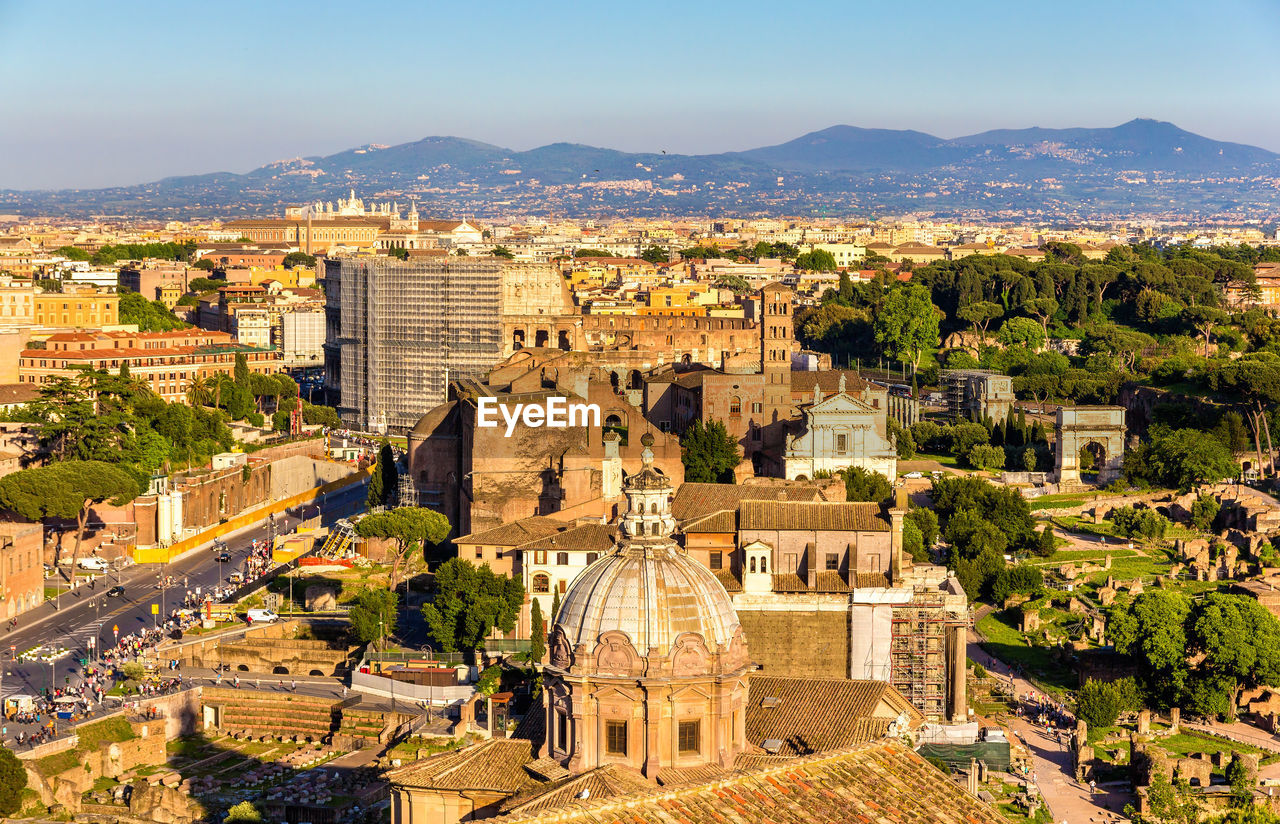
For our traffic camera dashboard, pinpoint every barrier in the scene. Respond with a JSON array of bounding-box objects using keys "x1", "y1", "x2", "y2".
[{"x1": 133, "y1": 466, "x2": 372, "y2": 565}]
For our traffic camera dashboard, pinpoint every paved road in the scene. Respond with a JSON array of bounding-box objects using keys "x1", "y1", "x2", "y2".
[{"x1": 0, "y1": 480, "x2": 366, "y2": 701}]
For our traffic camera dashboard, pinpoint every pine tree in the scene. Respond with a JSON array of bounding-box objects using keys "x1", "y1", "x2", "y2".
[
  {"x1": 234, "y1": 352, "x2": 250, "y2": 387},
  {"x1": 551, "y1": 588, "x2": 561, "y2": 624},
  {"x1": 529, "y1": 598, "x2": 546, "y2": 664}
]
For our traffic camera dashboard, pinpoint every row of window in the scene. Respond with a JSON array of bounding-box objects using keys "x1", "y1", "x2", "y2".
[{"x1": 601, "y1": 719, "x2": 699, "y2": 756}]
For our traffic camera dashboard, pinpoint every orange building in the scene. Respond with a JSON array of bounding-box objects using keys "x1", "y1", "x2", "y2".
[
  {"x1": 33, "y1": 283, "x2": 119, "y2": 328},
  {"x1": 19, "y1": 329, "x2": 280, "y2": 404}
]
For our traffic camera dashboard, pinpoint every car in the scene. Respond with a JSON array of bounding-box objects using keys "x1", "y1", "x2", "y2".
[
  {"x1": 216, "y1": 552, "x2": 231, "y2": 563},
  {"x1": 106, "y1": 585, "x2": 125, "y2": 597},
  {"x1": 78, "y1": 557, "x2": 109, "y2": 571},
  {"x1": 902, "y1": 471, "x2": 923, "y2": 479},
  {"x1": 246, "y1": 609, "x2": 278, "y2": 624}
]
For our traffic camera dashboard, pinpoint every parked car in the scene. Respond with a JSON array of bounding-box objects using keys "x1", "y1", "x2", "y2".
[
  {"x1": 902, "y1": 471, "x2": 923, "y2": 479},
  {"x1": 246, "y1": 609, "x2": 278, "y2": 624},
  {"x1": 78, "y1": 557, "x2": 109, "y2": 571},
  {"x1": 107, "y1": 585, "x2": 125, "y2": 597}
]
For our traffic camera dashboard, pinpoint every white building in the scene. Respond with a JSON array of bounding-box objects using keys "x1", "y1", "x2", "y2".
[
  {"x1": 784, "y1": 376, "x2": 898, "y2": 481},
  {"x1": 233, "y1": 309, "x2": 272, "y2": 349}
]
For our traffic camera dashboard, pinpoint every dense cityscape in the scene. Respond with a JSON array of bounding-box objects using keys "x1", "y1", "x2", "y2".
[{"x1": 4, "y1": 2, "x2": 1280, "y2": 824}]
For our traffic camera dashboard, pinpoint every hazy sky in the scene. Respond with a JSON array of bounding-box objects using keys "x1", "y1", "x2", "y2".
[{"x1": 3, "y1": 0, "x2": 1279, "y2": 190}]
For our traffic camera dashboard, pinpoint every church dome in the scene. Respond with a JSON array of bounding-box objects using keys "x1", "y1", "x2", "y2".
[
  {"x1": 551, "y1": 432, "x2": 743, "y2": 663},
  {"x1": 555, "y1": 543, "x2": 741, "y2": 657}
]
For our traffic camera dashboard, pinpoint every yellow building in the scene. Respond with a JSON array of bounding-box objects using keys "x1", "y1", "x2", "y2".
[
  {"x1": 248, "y1": 265, "x2": 317, "y2": 289},
  {"x1": 33, "y1": 284, "x2": 119, "y2": 328}
]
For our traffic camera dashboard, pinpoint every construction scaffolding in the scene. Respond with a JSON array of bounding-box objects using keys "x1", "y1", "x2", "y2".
[
  {"x1": 891, "y1": 594, "x2": 948, "y2": 718},
  {"x1": 319, "y1": 519, "x2": 357, "y2": 560},
  {"x1": 329, "y1": 257, "x2": 505, "y2": 432}
]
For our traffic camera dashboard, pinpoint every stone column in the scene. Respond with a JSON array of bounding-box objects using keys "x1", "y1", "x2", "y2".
[
  {"x1": 948, "y1": 623, "x2": 967, "y2": 722},
  {"x1": 643, "y1": 688, "x2": 663, "y2": 778}
]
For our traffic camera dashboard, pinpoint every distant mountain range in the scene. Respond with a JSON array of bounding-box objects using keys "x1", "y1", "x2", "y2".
[{"x1": 4, "y1": 119, "x2": 1279, "y2": 221}]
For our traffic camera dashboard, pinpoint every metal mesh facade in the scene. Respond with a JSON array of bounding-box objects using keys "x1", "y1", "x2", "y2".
[{"x1": 330, "y1": 257, "x2": 503, "y2": 431}]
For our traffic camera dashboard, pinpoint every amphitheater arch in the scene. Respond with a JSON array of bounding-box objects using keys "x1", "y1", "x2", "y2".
[{"x1": 1054, "y1": 406, "x2": 1126, "y2": 485}]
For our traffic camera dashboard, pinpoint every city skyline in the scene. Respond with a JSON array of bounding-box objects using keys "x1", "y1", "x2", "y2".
[{"x1": 2, "y1": 0, "x2": 1279, "y2": 189}]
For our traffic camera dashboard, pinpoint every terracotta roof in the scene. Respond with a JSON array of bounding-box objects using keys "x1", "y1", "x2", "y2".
[
  {"x1": 484, "y1": 742, "x2": 1003, "y2": 824},
  {"x1": 790, "y1": 369, "x2": 870, "y2": 394},
  {"x1": 712, "y1": 568, "x2": 743, "y2": 593},
  {"x1": 671, "y1": 482, "x2": 826, "y2": 523},
  {"x1": 680, "y1": 509, "x2": 737, "y2": 533},
  {"x1": 385, "y1": 739, "x2": 538, "y2": 792},
  {"x1": 0, "y1": 384, "x2": 39, "y2": 406},
  {"x1": 498, "y1": 764, "x2": 653, "y2": 815},
  {"x1": 516, "y1": 523, "x2": 617, "y2": 553},
  {"x1": 455, "y1": 516, "x2": 566, "y2": 548},
  {"x1": 745, "y1": 676, "x2": 920, "y2": 756},
  {"x1": 739, "y1": 500, "x2": 889, "y2": 532}
]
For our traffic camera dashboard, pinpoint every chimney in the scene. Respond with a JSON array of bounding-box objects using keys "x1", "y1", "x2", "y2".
[{"x1": 889, "y1": 490, "x2": 908, "y2": 583}]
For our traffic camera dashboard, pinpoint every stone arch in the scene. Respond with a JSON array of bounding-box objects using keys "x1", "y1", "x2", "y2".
[
  {"x1": 237, "y1": 664, "x2": 249, "y2": 672},
  {"x1": 273, "y1": 666, "x2": 289, "y2": 675},
  {"x1": 309, "y1": 669, "x2": 324, "y2": 676},
  {"x1": 1054, "y1": 406, "x2": 1126, "y2": 485}
]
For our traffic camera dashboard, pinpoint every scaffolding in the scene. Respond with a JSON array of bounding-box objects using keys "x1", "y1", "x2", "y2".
[
  {"x1": 332, "y1": 257, "x2": 505, "y2": 432},
  {"x1": 319, "y1": 519, "x2": 357, "y2": 559},
  {"x1": 940, "y1": 368, "x2": 1004, "y2": 421},
  {"x1": 891, "y1": 594, "x2": 948, "y2": 716}
]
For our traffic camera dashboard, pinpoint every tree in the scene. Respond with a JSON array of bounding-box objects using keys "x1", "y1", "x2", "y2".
[
  {"x1": 490, "y1": 245, "x2": 515, "y2": 259},
  {"x1": 192, "y1": 258, "x2": 216, "y2": 271},
  {"x1": 794, "y1": 249, "x2": 837, "y2": 271},
  {"x1": 118, "y1": 290, "x2": 188, "y2": 332},
  {"x1": 905, "y1": 508, "x2": 938, "y2": 548},
  {"x1": 1076, "y1": 678, "x2": 1140, "y2": 729},
  {"x1": 0, "y1": 461, "x2": 138, "y2": 578},
  {"x1": 1021, "y1": 297, "x2": 1059, "y2": 333},
  {"x1": 224, "y1": 801, "x2": 265, "y2": 823},
  {"x1": 1219, "y1": 358, "x2": 1280, "y2": 476},
  {"x1": 1191, "y1": 495, "x2": 1221, "y2": 532},
  {"x1": 1127, "y1": 428, "x2": 1237, "y2": 491},
  {"x1": 903, "y1": 519, "x2": 927, "y2": 562},
  {"x1": 0, "y1": 746, "x2": 26, "y2": 817},
  {"x1": 1189, "y1": 594, "x2": 1280, "y2": 715},
  {"x1": 422, "y1": 559, "x2": 524, "y2": 652},
  {"x1": 573, "y1": 248, "x2": 615, "y2": 258},
  {"x1": 233, "y1": 352, "x2": 250, "y2": 388},
  {"x1": 1182, "y1": 305, "x2": 1230, "y2": 357},
  {"x1": 354, "y1": 507, "x2": 451, "y2": 591},
  {"x1": 956, "y1": 301, "x2": 1003, "y2": 337},
  {"x1": 842, "y1": 467, "x2": 891, "y2": 502},
  {"x1": 282, "y1": 252, "x2": 316, "y2": 268},
  {"x1": 368, "y1": 441, "x2": 398, "y2": 508},
  {"x1": 1108, "y1": 590, "x2": 1192, "y2": 706},
  {"x1": 875, "y1": 284, "x2": 940, "y2": 369},
  {"x1": 996, "y1": 317, "x2": 1046, "y2": 351},
  {"x1": 529, "y1": 598, "x2": 546, "y2": 664},
  {"x1": 990, "y1": 564, "x2": 1044, "y2": 604},
  {"x1": 551, "y1": 588, "x2": 562, "y2": 624},
  {"x1": 639, "y1": 246, "x2": 668, "y2": 265},
  {"x1": 1035, "y1": 524, "x2": 1057, "y2": 557},
  {"x1": 966, "y1": 443, "x2": 1005, "y2": 472},
  {"x1": 680, "y1": 419, "x2": 740, "y2": 483},
  {"x1": 348, "y1": 588, "x2": 399, "y2": 646},
  {"x1": 1022, "y1": 448, "x2": 1038, "y2": 472}
]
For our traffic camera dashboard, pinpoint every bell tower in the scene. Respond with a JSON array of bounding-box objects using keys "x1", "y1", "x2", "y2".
[{"x1": 759, "y1": 283, "x2": 794, "y2": 457}]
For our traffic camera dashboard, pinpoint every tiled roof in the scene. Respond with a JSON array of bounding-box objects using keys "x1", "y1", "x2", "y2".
[
  {"x1": 740, "y1": 500, "x2": 889, "y2": 532},
  {"x1": 671, "y1": 482, "x2": 826, "y2": 523},
  {"x1": 454, "y1": 516, "x2": 567, "y2": 548},
  {"x1": 745, "y1": 676, "x2": 920, "y2": 756},
  {"x1": 385, "y1": 739, "x2": 538, "y2": 792},
  {"x1": 712, "y1": 568, "x2": 742, "y2": 593},
  {"x1": 679, "y1": 509, "x2": 736, "y2": 533},
  {"x1": 0, "y1": 383, "x2": 39, "y2": 406},
  {"x1": 516, "y1": 523, "x2": 617, "y2": 553},
  {"x1": 790, "y1": 369, "x2": 870, "y2": 394},
  {"x1": 498, "y1": 764, "x2": 653, "y2": 815},
  {"x1": 485, "y1": 742, "x2": 1003, "y2": 824}
]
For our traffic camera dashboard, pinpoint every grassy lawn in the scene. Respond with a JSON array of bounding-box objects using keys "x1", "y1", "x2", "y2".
[
  {"x1": 39, "y1": 715, "x2": 138, "y2": 775},
  {"x1": 913, "y1": 451, "x2": 959, "y2": 468},
  {"x1": 976, "y1": 611, "x2": 1076, "y2": 695},
  {"x1": 1028, "y1": 493, "x2": 1093, "y2": 510},
  {"x1": 1159, "y1": 731, "x2": 1262, "y2": 759}
]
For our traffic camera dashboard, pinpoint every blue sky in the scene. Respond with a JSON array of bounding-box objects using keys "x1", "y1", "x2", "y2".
[{"x1": 2, "y1": 0, "x2": 1279, "y2": 189}]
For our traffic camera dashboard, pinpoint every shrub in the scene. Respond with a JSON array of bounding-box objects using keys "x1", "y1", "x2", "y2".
[
  {"x1": 967, "y1": 443, "x2": 1006, "y2": 472},
  {"x1": 1109, "y1": 506, "x2": 1169, "y2": 540},
  {"x1": 1190, "y1": 495, "x2": 1220, "y2": 532}
]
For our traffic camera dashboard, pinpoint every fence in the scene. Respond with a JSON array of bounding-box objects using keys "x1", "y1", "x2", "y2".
[{"x1": 350, "y1": 669, "x2": 474, "y2": 707}]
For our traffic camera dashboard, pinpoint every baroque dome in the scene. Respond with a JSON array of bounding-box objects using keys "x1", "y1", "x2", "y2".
[{"x1": 554, "y1": 543, "x2": 741, "y2": 657}]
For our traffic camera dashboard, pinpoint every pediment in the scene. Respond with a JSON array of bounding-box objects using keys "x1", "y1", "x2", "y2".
[{"x1": 808, "y1": 393, "x2": 876, "y2": 414}]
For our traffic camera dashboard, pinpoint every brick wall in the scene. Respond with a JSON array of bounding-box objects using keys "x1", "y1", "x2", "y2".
[{"x1": 737, "y1": 609, "x2": 849, "y2": 678}]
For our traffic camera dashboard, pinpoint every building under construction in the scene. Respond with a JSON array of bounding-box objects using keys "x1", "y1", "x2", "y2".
[
  {"x1": 940, "y1": 368, "x2": 1014, "y2": 422},
  {"x1": 323, "y1": 256, "x2": 574, "y2": 433}
]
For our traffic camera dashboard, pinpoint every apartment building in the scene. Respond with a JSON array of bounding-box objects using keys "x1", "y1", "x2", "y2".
[{"x1": 19, "y1": 329, "x2": 280, "y2": 403}]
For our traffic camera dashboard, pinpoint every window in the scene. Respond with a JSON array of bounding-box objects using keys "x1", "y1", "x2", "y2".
[
  {"x1": 475, "y1": 548, "x2": 484, "y2": 560},
  {"x1": 534, "y1": 550, "x2": 548, "y2": 565},
  {"x1": 556, "y1": 552, "x2": 568, "y2": 566},
  {"x1": 709, "y1": 552, "x2": 722, "y2": 571},
  {"x1": 759, "y1": 556, "x2": 768, "y2": 573},
  {"x1": 825, "y1": 553, "x2": 839, "y2": 571},
  {"x1": 557, "y1": 713, "x2": 568, "y2": 752},
  {"x1": 586, "y1": 552, "x2": 599, "y2": 564},
  {"x1": 606, "y1": 721, "x2": 628, "y2": 756},
  {"x1": 749, "y1": 557, "x2": 757, "y2": 573},
  {"x1": 678, "y1": 720, "x2": 700, "y2": 754},
  {"x1": 751, "y1": 402, "x2": 762, "y2": 413},
  {"x1": 729, "y1": 396, "x2": 741, "y2": 417},
  {"x1": 836, "y1": 434, "x2": 848, "y2": 453},
  {"x1": 533, "y1": 574, "x2": 550, "y2": 593}
]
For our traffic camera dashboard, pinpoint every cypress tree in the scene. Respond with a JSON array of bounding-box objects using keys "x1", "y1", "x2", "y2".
[{"x1": 529, "y1": 598, "x2": 546, "y2": 665}]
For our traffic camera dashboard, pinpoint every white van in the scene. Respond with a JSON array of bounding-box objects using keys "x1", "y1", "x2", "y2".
[
  {"x1": 246, "y1": 609, "x2": 278, "y2": 624},
  {"x1": 78, "y1": 557, "x2": 109, "y2": 571}
]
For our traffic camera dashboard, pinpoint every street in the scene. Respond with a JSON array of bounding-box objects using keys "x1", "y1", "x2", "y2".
[{"x1": 0, "y1": 479, "x2": 367, "y2": 703}]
